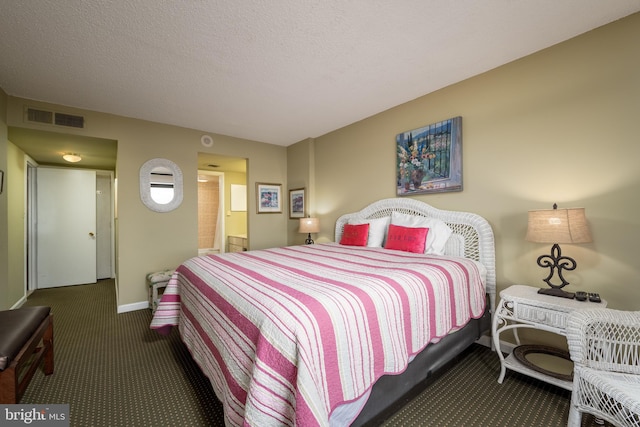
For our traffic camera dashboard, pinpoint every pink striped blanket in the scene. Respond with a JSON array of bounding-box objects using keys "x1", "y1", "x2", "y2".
[{"x1": 151, "y1": 243, "x2": 486, "y2": 426}]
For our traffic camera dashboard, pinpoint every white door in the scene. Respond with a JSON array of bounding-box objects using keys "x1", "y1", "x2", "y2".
[
  {"x1": 36, "y1": 168, "x2": 97, "y2": 288},
  {"x1": 96, "y1": 173, "x2": 112, "y2": 279}
]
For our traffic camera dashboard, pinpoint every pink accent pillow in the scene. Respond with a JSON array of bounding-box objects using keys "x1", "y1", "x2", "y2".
[
  {"x1": 340, "y1": 223, "x2": 370, "y2": 246},
  {"x1": 384, "y1": 224, "x2": 429, "y2": 253}
]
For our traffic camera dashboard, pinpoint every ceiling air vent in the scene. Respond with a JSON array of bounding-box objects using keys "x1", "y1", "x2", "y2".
[
  {"x1": 55, "y1": 112, "x2": 85, "y2": 128},
  {"x1": 26, "y1": 108, "x2": 54, "y2": 124}
]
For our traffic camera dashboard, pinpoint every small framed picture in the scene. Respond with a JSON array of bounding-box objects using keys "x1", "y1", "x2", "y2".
[
  {"x1": 289, "y1": 188, "x2": 305, "y2": 219},
  {"x1": 230, "y1": 184, "x2": 247, "y2": 211},
  {"x1": 256, "y1": 183, "x2": 282, "y2": 214}
]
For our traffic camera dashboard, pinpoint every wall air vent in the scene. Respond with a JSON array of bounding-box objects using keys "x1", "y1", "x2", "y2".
[
  {"x1": 55, "y1": 112, "x2": 85, "y2": 128},
  {"x1": 25, "y1": 107, "x2": 85, "y2": 129},
  {"x1": 26, "y1": 108, "x2": 54, "y2": 124}
]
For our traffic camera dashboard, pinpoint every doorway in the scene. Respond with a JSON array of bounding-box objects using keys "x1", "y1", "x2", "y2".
[
  {"x1": 96, "y1": 172, "x2": 114, "y2": 279},
  {"x1": 28, "y1": 166, "x2": 115, "y2": 290},
  {"x1": 197, "y1": 171, "x2": 224, "y2": 255},
  {"x1": 9, "y1": 126, "x2": 118, "y2": 293},
  {"x1": 197, "y1": 153, "x2": 247, "y2": 254}
]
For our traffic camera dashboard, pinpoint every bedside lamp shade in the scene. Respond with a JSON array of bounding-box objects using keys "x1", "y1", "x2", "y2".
[
  {"x1": 299, "y1": 217, "x2": 319, "y2": 244},
  {"x1": 526, "y1": 207, "x2": 592, "y2": 244},
  {"x1": 526, "y1": 204, "x2": 592, "y2": 299}
]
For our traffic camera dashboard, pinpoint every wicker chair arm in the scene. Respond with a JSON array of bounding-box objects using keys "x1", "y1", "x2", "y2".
[{"x1": 567, "y1": 308, "x2": 640, "y2": 375}]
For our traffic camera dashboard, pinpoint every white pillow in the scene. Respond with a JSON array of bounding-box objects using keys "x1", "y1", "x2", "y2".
[
  {"x1": 390, "y1": 211, "x2": 453, "y2": 255},
  {"x1": 348, "y1": 216, "x2": 390, "y2": 247}
]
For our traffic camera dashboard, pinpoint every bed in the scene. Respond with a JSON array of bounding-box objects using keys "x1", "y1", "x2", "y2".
[{"x1": 151, "y1": 198, "x2": 496, "y2": 426}]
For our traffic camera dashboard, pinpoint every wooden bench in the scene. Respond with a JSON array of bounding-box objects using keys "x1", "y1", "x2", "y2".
[{"x1": 0, "y1": 306, "x2": 54, "y2": 404}]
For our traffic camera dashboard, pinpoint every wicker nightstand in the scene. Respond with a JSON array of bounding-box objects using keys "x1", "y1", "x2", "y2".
[{"x1": 492, "y1": 285, "x2": 607, "y2": 390}]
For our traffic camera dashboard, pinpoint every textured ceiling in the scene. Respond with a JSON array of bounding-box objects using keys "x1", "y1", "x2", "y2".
[{"x1": 1, "y1": 1, "x2": 639, "y2": 148}]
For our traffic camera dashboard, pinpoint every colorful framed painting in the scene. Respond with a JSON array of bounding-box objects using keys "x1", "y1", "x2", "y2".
[
  {"x1": 289, "y1": 188, "x2": 305, "y2": 219},
  {"x1": 396, "y1": 116, "x2": 463, "y2": 195},
  {"x1": 256, "y1": 183, "x2": 282, "y2": 214}
]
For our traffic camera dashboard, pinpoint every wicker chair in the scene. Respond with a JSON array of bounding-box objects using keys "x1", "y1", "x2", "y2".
[{"x1": 566, "y1": 308, "x2": 640, "y2": 427}]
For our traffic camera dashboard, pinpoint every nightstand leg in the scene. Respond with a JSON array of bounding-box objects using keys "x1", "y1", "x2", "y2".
[
  {"x1": 498, "y1": 365, "x2": 506, "y2": 383},
  {"x1": 513, "y1": 328, "x2": 521, "y2": 346},
  {"x1": 495, "y1": 338, "x2": 506, "y2": 383},
  {"x1": 492, "y1": 308, "x2": 507, "y2": 383}
]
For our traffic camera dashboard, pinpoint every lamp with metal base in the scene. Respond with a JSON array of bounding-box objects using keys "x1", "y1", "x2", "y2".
[
  {"x1": 299, "y1": 217, "x2": 320, "y2": 244},
  {"x1": 525, "y1": 204, "x2": 592, "y2": 299}
]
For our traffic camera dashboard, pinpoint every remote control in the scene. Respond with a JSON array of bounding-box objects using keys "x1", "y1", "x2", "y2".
[
  {"x1": 589, "y1": 292, "x2": 601, "y2": 303},
  {"x1": 575, "y1": 291, "x2": 587, "y2": 301}
]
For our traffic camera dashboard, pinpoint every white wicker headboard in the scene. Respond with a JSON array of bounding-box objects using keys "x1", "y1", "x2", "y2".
[{"x1": 335, "y1": 198, "x2": 496, "y2": 312}]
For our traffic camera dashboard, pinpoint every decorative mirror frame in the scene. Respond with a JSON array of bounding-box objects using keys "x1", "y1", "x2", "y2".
[{"x1": 139, "y1": 158, "x2": 184, "y2": 213}]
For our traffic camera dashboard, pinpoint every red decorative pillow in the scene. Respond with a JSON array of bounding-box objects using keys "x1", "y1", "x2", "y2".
[
  {"x1": 340, "y1": 223, "x2": 370, "y2": 246},
  {"x1": 384, "y1": 224, "x2": 429, "y2": 253}
]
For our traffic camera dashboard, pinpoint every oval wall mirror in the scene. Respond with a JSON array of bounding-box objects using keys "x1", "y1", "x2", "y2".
[{"x1": 139, "y1": 158, "x2": 183, "y2": 212}]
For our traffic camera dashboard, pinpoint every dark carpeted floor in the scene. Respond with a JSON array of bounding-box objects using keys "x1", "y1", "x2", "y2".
[{"x1": 21, "y1": 280, "x2": 606, "y2": 426}]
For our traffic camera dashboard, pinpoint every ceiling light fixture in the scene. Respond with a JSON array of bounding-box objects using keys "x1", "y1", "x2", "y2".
[{"x1": 62, "y1": 153, "x2": 82, "y2": 163}]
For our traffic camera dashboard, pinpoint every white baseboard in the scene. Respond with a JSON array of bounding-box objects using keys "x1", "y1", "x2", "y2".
[
  {"x1": 117, "y1": 301, "x2": 149, "y2": 314},
  {"x1": 476, "y1": 335, "x2": 492, "y2": 348},
  {"x1": 476, "y1": 334, "x2": 517, "y2": 354},
  {"x1": 11, "y1": 295, "x2": 27, "y2": 309}
]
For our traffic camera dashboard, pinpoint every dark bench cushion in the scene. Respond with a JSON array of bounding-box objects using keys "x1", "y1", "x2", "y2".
[{"x1": 0, "y1": 306, "x2": 51, "y2": 371}]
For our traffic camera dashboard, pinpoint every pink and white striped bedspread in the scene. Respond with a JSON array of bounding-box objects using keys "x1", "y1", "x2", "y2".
[{"x1": 151, "y1": 243, "x2": 486, "y2": 426}]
